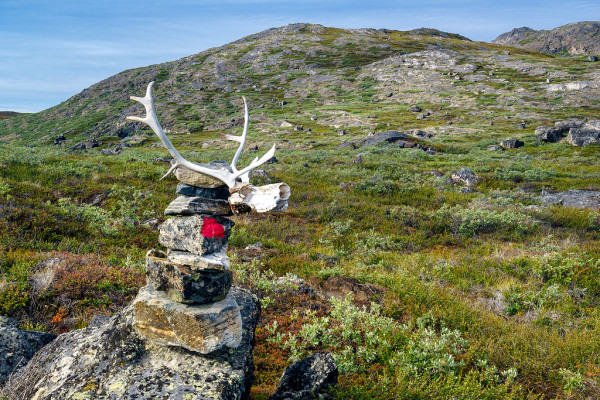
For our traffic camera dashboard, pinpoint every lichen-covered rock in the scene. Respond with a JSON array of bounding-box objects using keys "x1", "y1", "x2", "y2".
[
  {"x1": 540, "y1": 190, "x2": 600, "y2": 210},
  {"x1": 2, "y1": 287, "x2": 260, "y2": 400},
  {"x1": 269, "y1": 352, "x2": 338, "y2": 400},
  {"x1": 146, "y1": 255, "x2": 232, "y2": 304},
  {"x1": 175, "y1": 183, "x2": 230, "y2": 199},
  {"x1": 164, "y1": 195, "x2": 232, "y2": 216},
  {"x1": 174, "y1": 165, "x2": 228, "y2": 188},
  {"x1": 159, "y1": 215, "x2": 234, "y2": 255},
  {"x1": 566, "y1": 127, "x2": 600, "y2": 146},
  {"x1": 0, "y1": 317, "x2": 56, "y2": 385},
  {"x1": 358, "y1": 130, "x2": 407, "y2": 148},
  {"x1": 167, "y1": 249, "x2": 230, "y2": 271},
  {"x1": 132, "y1": 286, "x2": 241, "y2": 353},
  {"x1": 500, "y1": 138, "x2": 524, "y2": 149},
  {"x1": 451, "y1": 167, "x2": 479, "y2": 187},
  {"x1": 534, "y1": 126, "x2": 563, "y2": 142}
]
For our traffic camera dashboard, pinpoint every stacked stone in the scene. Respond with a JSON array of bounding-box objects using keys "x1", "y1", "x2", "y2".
[{"x1": 132, "y1": 167, "x2": 243, "y2": 354}]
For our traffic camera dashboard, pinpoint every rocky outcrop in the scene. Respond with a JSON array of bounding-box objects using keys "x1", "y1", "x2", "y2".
[
  {"x1": 535, "y1": 119, "x2": 600, "y2": 145},
  {"x1": 492, "y1": 22, "x2": 600, "y2": 55},
  {"x1": 0, "y1": 317, "x2": 56, "y2": 385},
  {"x1": 540, "y1": 190, "x2": 600, "y2": 210},
  {"x1": 1, "y1": 287, "x2": 260, "y2": 400}
]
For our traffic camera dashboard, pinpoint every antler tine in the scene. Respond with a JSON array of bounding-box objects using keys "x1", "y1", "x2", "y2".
[
  {"x1": 232, "y1": 144, "x2": 276, "y2": 182},
  {"x1": 126, "y1": 82, "x2": 232, "y2": 186},
  {"x1": 219, "y1": 96, "x2": 249, "y2": 173}
]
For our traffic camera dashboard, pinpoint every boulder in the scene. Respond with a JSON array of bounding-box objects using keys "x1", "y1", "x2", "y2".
[
  {"x1": 132, "y1": 286, "x2": 241, "y2": 353},
  {"x1": 2, "y1": 287, "x2": 259, "y2": 400},
  {"x1": 534, "y1": 126, "x2": 563, "y2": 142},
  {"x1": 358, "y1": 131, "x2": 408, "y2": 148},
  {"x1": 500, "y1": 138, "x2": 524, "y2": 149},
  {"x1": 566, "y1": 127, "x2": 600, "y2": 146},
  {"x1": 486, "y1": 145, "x2": 504, "y2": 151},
  {"x1": 589, "y1": 55, "x2": 599, "y2": 62},
  {"x1": 145, "y1": 255, "x2": 232, "y2": 304},
  {"x1": 175, "y1": 183, "x2": 230, "y2": 200},
  {"x1": 269, "y1": 352, "x2": 338, "y2": 400},
  {"x1": 409, "y1": 105, "x2": 422, "y2": 112},
  {"x1": 159, "y1": 215, "x2": 234, "y2": 255},
  {"x1": 554, "y1": 119, "x2": 586, "y2": 131},
  {"x1": 164, "y1": 195, "x2": 232, "y2": 216},
  {"x1": 0, "y1": 317, "x2": 56, "y2": 385},
  {"x1": 451, "y1": 168, "x2": 479, "y2": 187}
]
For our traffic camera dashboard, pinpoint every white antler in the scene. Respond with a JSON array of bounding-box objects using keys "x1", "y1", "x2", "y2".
[
  {"x1": 126, "y1": 82, "x2": 275, "y2": 188},
  {"x1": 219, "y1": 97, "x2": 275, "y2": 183}
]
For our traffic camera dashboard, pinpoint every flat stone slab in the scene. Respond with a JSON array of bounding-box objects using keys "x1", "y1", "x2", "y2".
[
  {"x1": 159, "y1": 215, "x2": 234, "y2": 255},
  {"x1": 167, "y1": 249, "x2": 230, "y2": 271},
  {"x1": 3, "y1": 287, "x2": 260, "y2": 400},
  {"x1": 540, "y1": 190, "x2": 600, "y2": 210},
  {"x1": 165, "y1": 195, "x2": 232, "y2": 216},
  {"x1": 146, "y1": 254, "x2": 232, "y2": 304},
  {"x1": 133, "y1": 286, "x2": 242, "y2": 354},
  {"x1": 175, "y1": 165, "x2": 229, "y2": 188},
  {"x1": 176, "y1": 183, "x2": 230, "y2": 199}
]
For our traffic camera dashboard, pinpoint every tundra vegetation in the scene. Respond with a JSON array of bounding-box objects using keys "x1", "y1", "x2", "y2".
[{"x1": 1, "y1": 24, "x2": 600, "y2": 399}]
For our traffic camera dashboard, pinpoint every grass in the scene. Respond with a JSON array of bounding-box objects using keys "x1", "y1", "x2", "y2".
[{"x1": 1, "y1": 23, "x2": 600, "y2": 399}]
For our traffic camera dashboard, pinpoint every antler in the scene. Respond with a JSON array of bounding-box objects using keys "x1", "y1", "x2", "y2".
[
  {"x1": 126, "y1": 82, "x2": 275, "y2": 188},
  {"x1": 219, "y1": 97, "x2": 275, "y2": 183}
]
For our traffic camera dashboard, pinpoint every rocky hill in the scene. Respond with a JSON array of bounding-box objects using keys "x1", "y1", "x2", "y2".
[
  {"x1": 492, "y1": 21, "x2": 600, "y2": 55},
  {"x1": 3, "y1": 22, "x2": 598, "y2": 148}
]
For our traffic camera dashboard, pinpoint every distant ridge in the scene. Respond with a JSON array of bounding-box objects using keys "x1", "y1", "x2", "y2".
[
  {"x1": 0, "y1": 111, "x2": 21, "y2": 120},
  {"x1": 492, "y1": 21, "x2": 600, "y2": 55}
]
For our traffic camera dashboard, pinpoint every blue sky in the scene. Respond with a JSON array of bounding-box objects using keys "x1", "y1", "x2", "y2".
[{"x1": 1, "y1": 0, "x2": 598, "y2": 113}]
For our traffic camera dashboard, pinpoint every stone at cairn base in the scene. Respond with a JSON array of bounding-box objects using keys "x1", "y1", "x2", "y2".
[
  {"x1": 132, "y1": 286, "x2": 242, "y2": 354},
  {"x1": 146, "y1": 252, "x2": 232, "y2": 304},
  {"x1": 2, "y1": 287, "x2": 259, "y2": 400}
]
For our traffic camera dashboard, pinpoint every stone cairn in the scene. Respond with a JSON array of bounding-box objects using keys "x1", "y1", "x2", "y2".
[
  {"x1": 127, "y1": 82, "x2": 290, "y2": 355},
  {"x1": 132, "y1": 171, "x2": 242, "y2": 354}
]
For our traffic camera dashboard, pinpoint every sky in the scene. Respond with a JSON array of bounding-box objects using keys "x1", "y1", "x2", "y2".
[{"x1": 1, "y1": 0, "x2": 599, "y2": 113}]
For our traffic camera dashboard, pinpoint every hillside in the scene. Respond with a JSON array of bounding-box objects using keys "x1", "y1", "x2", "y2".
[
  {"x1": 1, "y1": 23, "x2": 600, "y2": 399},
  {"x1": 493, "y1": 21, "x2": 600, "y2": 55},
  {"x1": 2, "y1": 22, "x2": 598, "y2": 147}
]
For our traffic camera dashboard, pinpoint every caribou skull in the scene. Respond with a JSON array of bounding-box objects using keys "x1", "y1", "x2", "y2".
[{"x1": 127, "y1": 82, "x2": 290, "y2": 213}]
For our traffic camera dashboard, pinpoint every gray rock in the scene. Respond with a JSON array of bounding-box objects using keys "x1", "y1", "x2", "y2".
[
  {"x1": 534, "y1": 126, "x2": 563, "y2": 142},
  {"x1": 164, "y1": 195, "x2": 232, "y2": 216},
  {"x1": 132, "y1": 286, "x2": 241, "y2": 353},
  {"x1": 500, "y1": 138, "x2": 524, "y2": 149},
  {"x1": 566, "y1": 127, "x2": 600, "y2": 146},
  {"x1": 159, "y1": 215, "x2": 234, "y2": 255},
  {"x1": 409, "y1": 105, "x2": 422, "y2": 112},
  {"x1": 416, "y1": 113, "x2": 427, "y2": 120},
  {"x1": 554, "y1": 119, "x2": 586, "y2": 131},
  {"x1": 406, "y1": 129, "x2": 434, "y2": 139},
  {"x1": 352, "y1": 154, "x2": 363, "y2": 164},
  {"x1": 451, "y1": 168, "x2": 479, "y2": 187},
  {"x1": 358, "y1": 131, "x2": 407, "y2": 148},
  {"x1": 540, "y1": 190, "x2": 600, "y2": 210},
  {"x1": 146, "y1": 254, "x2": 232, "y2": 304},
  {"x1": 589, "y1": 55, "x2": 598, "y2": 62},
  {"x1": 0, "y1": 317, "x2": 56, "y2": 385},
  {"x1": 175, "y1": 183, "x2": 230, "y2": 200},
  {"x1": 486, "y1": 145, "x2": 504, "y2": 151},
  {"x1": 269, "y1": 352, "x2": 338, "y2": 400},
  {"x1": 174, "y1": 164, "x2": 230, "y2": 188},
  {"x1": 167, "y1": 250, "x2": 230, "y2": 271},
  {"x1": 2, "y1": 287, "x2": 259, "y2": 400}
]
